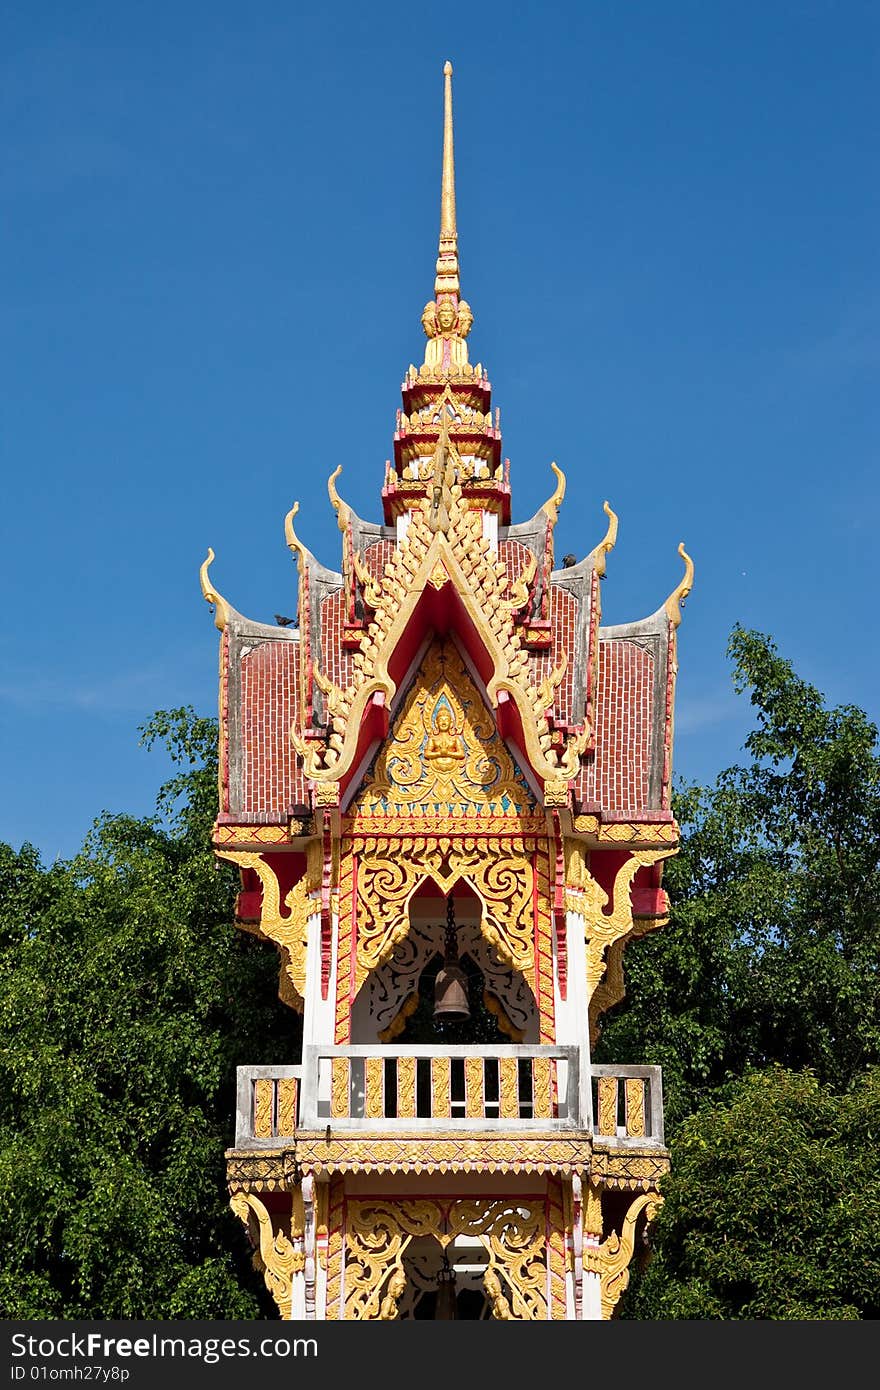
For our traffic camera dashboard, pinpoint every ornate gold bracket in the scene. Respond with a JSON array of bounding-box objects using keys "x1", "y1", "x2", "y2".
[
  {"x1": 230, "y1": 1191, "x2": 304, "y2": 1320},
  {"x1": 583, "y1": 1191, "x2": 662, "y2": 1319},
  {"x1": 216, "y1": 849, "x2": 316, "y2": 1009}
]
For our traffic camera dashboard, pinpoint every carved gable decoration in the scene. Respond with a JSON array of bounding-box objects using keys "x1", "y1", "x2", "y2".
[{"x1": 353, "y1": 640, "x2": 535, "y2": 821}]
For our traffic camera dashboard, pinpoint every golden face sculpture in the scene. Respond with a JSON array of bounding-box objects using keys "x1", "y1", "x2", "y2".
[{"x1": 436, "y1": 298, "x2": 457, "y2": 332}]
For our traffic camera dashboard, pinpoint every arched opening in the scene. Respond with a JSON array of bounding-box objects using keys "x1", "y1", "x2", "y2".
[
  {"x1": 350, "y1": 877, "x2": 539, "y2": 1047},
  {"x1": 394, "y1": 1236, "x2": 491, "y2": 1320}
]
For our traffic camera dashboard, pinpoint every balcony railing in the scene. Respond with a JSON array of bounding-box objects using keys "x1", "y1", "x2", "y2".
[{"x1": 233, "y1": 1050, "x2": 664, "y2": 1149}]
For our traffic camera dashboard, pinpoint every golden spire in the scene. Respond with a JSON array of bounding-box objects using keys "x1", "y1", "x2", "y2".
[
  {"x1": 420, "y1": 61, "x2": 473, "y2": 368},
  {"x1": 436, "y1": 59, "x2": 458, "y2": 297}
]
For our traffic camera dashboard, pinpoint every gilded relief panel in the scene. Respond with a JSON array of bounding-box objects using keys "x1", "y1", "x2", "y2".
[{"x1": 334, "y1": 640, "x2": 555, "y2": 1041}]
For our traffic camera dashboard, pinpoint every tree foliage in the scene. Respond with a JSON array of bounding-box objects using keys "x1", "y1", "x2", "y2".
[
  {"x1": 0, "y1": 709, "x2": 297, "y2": 1318},
  {"x1": 595, "y1": 627, "x2": 880, "y2": 1318},
  {"x1": 623, "y1": 1066, "x2": 880, "y2": 1320}
]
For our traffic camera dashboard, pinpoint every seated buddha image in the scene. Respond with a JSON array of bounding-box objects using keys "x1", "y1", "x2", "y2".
[{"x1": 424, "y1": 706, "x2": 466, "y2": 777}]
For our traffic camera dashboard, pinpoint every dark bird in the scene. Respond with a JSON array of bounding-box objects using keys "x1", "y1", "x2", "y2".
[
  {"x1": 275, "y1": 614, "x2": 295, "y2": 627},
  {"x1": 562, "y1": 554, "x2": 577, "y2": 568}
]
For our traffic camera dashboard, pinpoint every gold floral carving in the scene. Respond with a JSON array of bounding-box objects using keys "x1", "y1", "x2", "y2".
[
  {"x1": 564, "y1": 844, "x2": 676, "y2": 1035},
  {"x1": 587, "y1": 1148, "x2": 670, "y2": 1191},
  {"x1": 338, "y1": 839, "x2": 542, "y2": 1017},
  {"x1": 216, "y1": 850, "x2": 316, "y2": 1011},
  {"x1": 465, "y1": 1056, "x2": 483, "y2": 1118},
  {"x1": 226, "y1": 1135, "x2": 594, "y2": 1180},
  {"x1": 358, "y1": 642, "x2": 533, "y2": 814},
  {"x1": 290, "y1": 465, "x2": 591, "y2": 789},
  {"x1": 583, "y1": 1179, "x2": 604, "y2": 1240},
  {"x1": 498, "y1": 1058, "x2": 519, "y2": 1117},
  {"x1": 343, "y1": 1201, "x2": 439, "y2": 1320},
  {"x1": 583, "y1": 1192, "x2": 662, "y2": 1319},
  {"x1": 253, "y1": 1080, "x2": 273, "y2": 1139},
  {"x1": 324, "y1": 1179, "x2": 345, "y2": 1320},
  {"x1": 547, "y1": 1177, "x2": 568, "y2": 1320},
  {"x1": 431, "y1": 1057, "x2": 451, "y2": 1118},
  {"x1": 571, "y1": 816, "x2": 679, "y2": 846},
  {"x1": 625, "y1": 1078, "x2": 646, "y2": 1137},
  {"x1": 451, "y1": 1200, "x2": 548, "y2": 1320},
  {"x1": 229, "y1": 1192, "x2": 304, "y2": 1320},
  {"x1": 213, "y1": 824, "x2": 295, "y2": 847}
]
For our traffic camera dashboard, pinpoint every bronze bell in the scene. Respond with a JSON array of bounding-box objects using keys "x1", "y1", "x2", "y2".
[
  {"x1": 433, "y1": 897, "x2": 470, "y2": 1022},
  {"x1": 434, "y1": 1250, "x2": 457, "y2": 1320}
]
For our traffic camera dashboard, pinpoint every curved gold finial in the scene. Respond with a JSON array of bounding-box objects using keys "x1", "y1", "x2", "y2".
[
  {"x1": 588, "y1": 501, "x2": 619, "y2": 578},
  {"x1": 284, "y1": 502, "x2": 307, "y2": 571},
  {"x1": 664, "y1": 542, "x2": 695, "y2": 628},
  {"x1": 199, "y1": 547, "x2": 231, "y2": 632},
  {"x1": 541, "y1": 462, "x2": 567, "y2": 525},
  {"x1": 327, "y1": 465, "x2": 351, "y2": 533}
]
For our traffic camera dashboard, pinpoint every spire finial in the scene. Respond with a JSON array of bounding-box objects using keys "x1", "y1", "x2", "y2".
[
  {"x1": 440, "y1": 61, "x2": 456, "y2": 254},
  {"x1": 420, "y1": 61, "x2": 474, "y2": 369}
]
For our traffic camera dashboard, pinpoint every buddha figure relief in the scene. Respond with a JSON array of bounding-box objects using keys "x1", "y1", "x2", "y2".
[{"x1": 425, "y1": 705, "x2": 466, "y2": 777}]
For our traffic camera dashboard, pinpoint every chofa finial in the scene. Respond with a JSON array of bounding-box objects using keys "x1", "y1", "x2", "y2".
[
  {"x1": 284, "y1": 502, "x2": 307, "y2": 571},
  {"x1": 664, "y1": 542, "x2": 695, "y2": 627},
  {"x1": 199, "y1": 547, "x2": 231, "y2": 632},
  {"x1": 587, "y1": 501, "x2": 619, "y2": 578}
]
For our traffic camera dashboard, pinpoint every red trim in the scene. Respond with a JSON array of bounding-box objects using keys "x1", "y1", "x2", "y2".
[
  {"x1": 551, "y1": 811, "x2": 567, "y2": 1001},
  {"x1": 320, "y1": 811, "x2": 333, "y2": 1000}
]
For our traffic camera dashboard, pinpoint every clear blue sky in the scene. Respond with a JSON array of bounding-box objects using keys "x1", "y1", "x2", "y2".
[{"x1": 2, "y1": 1, "x2": 878, "y2": 863}]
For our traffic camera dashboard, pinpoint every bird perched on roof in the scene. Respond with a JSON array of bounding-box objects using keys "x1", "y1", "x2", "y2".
[{"x1": 275, "y1": 614, "x2": 295, "y2": 627}]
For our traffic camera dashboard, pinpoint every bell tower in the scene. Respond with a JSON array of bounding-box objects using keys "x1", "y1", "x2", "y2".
[{"x1": 201, "y1": 61, "x2": 693, "y2": 1321}]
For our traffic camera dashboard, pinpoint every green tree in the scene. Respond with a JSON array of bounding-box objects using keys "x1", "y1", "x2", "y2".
[
  {"x1": 595, "y1": 626, "x2": 880, "y2": 1128},
  {"x1": 595, "y1": 628, "x2": 880, "y2": 1318},
  {"x1": 0, "y1": 708, "x2": 297, "y2": 1318},
  {"x1": 622, "y1": 1066, "x2": 880, "y2": 1320}
]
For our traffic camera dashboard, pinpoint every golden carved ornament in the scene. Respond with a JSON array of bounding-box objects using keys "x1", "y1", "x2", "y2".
[
  {"x1": 571, "y1": 815, "x2": 679, "y2": 845},
  {"x1": 451, "y1": 1200, "x2": 548, "y2": 1321},
  {"x1": 583, "y1": 1192, "x2": 662, "y2": 1319},
  {"x1": 326, "y1": 464, "x2": 350, "y2": 533},
  {"x1": 565, "y1": 845, "x2": 676, "y2": 1008},
  {"x1": 230, "y1": 1192, "x2": 304, "y2": 1320},
  {"x1": 227, "y1": 1135, "x2": 594, "y2": 1183},
  {"x1": 585, "y1": 501, "x2": 619, "y2": 579},
  {"x1": 357, "y1": 640, "x2": 532, "y2": 814},
  {"x1": 352, "y1": 549, "x2": 382, "y2": 608},
  {"x1": 216, "y1": 850, "x2": 316, "y2": 1009},
  {"x1": 535, "y1": 651, "x2": 568, "y2": 713},
  {"x1": 213, "y1": 823, "x2": 294, "y2": 847},
  {"x1": 347, "y1": 835, "x2": 537, "y2": 995},
  {"x1": 290, "y1": 473, "x2": 589, "y2": 788},
  {"x1": 588, "y1": 1149, "x2": 670, "y2": 1190},
  {"x1": 500, "y1": 548, "x2": 538, "y2": 613},
  {"x1": 343, "y1": 1201, "x2": 439, "y2": 1320},
  {"x1": 541, "y1": 462, "x2": 567, "y2": 528},
  {"x1": 199, "y1": 548, "x2": 232, "y2": 632},
  {"x1": 664, "y1": 542, "x2": 695, "y2": 628}
]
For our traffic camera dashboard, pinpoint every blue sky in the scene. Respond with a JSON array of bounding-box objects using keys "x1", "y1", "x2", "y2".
[{"x1": 2, "y1": 1, "x2": 878, "y2": 863}]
